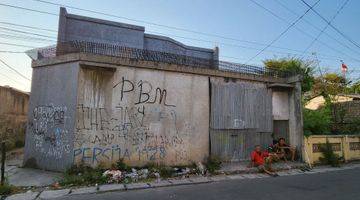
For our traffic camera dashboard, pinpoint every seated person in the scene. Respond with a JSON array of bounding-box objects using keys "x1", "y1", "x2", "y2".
[
  {"x1": 273, "y1": 137, "x2": 296, "y2": 162},
  {"x1": 250, "y1": 145, "x2": 278, "y2": 176}
]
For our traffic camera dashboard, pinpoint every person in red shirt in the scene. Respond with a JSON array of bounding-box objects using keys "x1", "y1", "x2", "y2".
[{"x1": 250, "y1": 145, "x2": 278, "y2": 176}]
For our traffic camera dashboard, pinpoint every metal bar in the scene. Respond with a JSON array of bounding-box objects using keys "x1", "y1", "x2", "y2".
[{"x1": 40, "y1": 40, "x2": 295, "y2": 78}]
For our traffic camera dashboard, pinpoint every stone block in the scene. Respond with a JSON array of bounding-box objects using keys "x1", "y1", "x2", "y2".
[
  {"x1": 39, "y1": 189, "x2": 70, "y2": 199},
  {"x1": 125, "y1": 183, "x2": 150, "y2": 190},
  {"x1": 70, "y1": 187, "x2": 97, "y2": 195},
  {"x1": 99, "y1": 184, "x2": 125, "y2": 192}
]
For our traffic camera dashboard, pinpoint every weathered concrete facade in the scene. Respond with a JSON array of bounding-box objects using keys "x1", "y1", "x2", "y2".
[
  {"x1": 0, "y1": 86, "x2": 29, "y2": 148},
  {"x1": 74, "y1": 65, "x2": 209, "y2": 167},
  {"x1": 24, "y1": 8, "x2": 303, "y2": 171}
]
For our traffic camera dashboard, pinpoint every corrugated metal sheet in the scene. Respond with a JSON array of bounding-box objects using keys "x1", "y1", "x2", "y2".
[
  {"x1": 210, "y1": 78, "x2": 272, "y2": 132},
  {"x1": 210, "y1": 130, "x2": 272, "y2": 161},
  {"x1": 210, "y1": 77, "x2": 274, "y2": 161},
  {"x1": 273, "y1": 120, "x2": 289, "y2": 142}
]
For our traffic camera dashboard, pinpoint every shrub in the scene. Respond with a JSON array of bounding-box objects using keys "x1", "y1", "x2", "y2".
[
  {"x1": 303, "y1": 107, "x2": 332, "y2": 136},
  {"x1": 157, "y1": 164, "x2": 175, "y2": 178},
  {"x1": 143, "y1": 162, "x2": 158, "y2": 172},
  {"x1": 338, "y1": 117, "x2": 360, "y2": 135},
  {"x1": 205, "y1": 156, "x2": 222, "y2": 173},
  {"x1": 0, "y1": 184, "x2": 14, "y2": 196},
  {"x1": 114, "y1": 159, "x2": 130, "y2": 172},
  {"x1": 319, "y1": 140, "x2": 340, "y2": 167}
]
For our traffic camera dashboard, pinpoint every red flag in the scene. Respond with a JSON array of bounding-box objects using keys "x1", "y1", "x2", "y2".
[{"x1": 341, "y1": 62, "x2": 348, "y2": 72}]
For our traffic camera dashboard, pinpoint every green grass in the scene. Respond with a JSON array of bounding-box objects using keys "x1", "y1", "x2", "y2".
[
  {"x1": 205, "y1": 156, "x2": 222, "y2": 173},
  {"x1": 0, "y1": 183, "x2": 17, "y2": 196},
  {"x1": 59, "y1": 163, "x2": 109, "y2": 186}
]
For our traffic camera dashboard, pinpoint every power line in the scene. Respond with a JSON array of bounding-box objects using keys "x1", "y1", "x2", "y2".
[
  {"x1": 246, "y1": 0, "x2": 320, "y2": 63},
  {"x1": 0, "y1": 57, "x2": 31, "y2": 81},
  {"x1": 0, "y1": 42, "x2": 37, "y2": 48},
  {"x1": 0, "y1": 26, "x2": 56, "y2": 39},
  {"x1": 0, "y1": 24, "x2": 354, "y2": 64},
  {"x1": 250, "y1": 0, "x2": 360, "y2": 62},
  {"x1": 0, "y1": 20, "x2": 352, "y2": 64},
  {"x1": 0, "y1": 72, "x2": 28, "y2": 88},
  {"x1": 2, "y1": 2, "x2": 360, "y2": 64},
  {"x1": 0, "y1": 19, "x2": 352, "y2": 62},
  {"x1": 31, "y1": 0, "x2": 360, "y2": 61},
  {"x1": 273, "y1": 0, "x2": 360, "y2": 56},
  {"x1": 0, "y1": 3, "x2": 57, "y2": 16},
  {"x1": 0, "y1": 1, "x2": 359, "y2": 70},
  {"x1": 32, "y1": 0, "x2": 273, "y2": 45},
  {"x1": 300, "y1": 0, "x2": 360, "y2": 50},
  {"x1": 0, "y1": 33, "x2": 56, "y2": 43},
  {"x1": 301, "y1": 0, "x2": 350, "y2": 56},
  {"x1": 0, "y1": 21, "x2": 57, "y2": 32},
  {"x1": 148, "y1": 31, "x2": 348, "y2": 62},
  {"x1": 0, "y1": 50, "x2": 25, "y2": 53},
  {"x1": 24, "y1": 1, "x2": 317, "y2": 51}
]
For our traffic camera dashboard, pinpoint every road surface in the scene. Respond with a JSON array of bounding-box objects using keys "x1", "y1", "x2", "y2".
[{"x1": 57, "y1": 168, "x2": 360, "y2": 200}]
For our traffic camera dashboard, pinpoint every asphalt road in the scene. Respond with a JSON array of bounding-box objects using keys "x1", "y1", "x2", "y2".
[{"x1": 57, "y1": 168, "x2": 360, "y2": 200}]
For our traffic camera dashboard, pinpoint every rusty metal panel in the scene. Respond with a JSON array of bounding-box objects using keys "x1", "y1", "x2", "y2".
[
  {"x1": 210, "y1": 130, "x2": 272, "y2": 161},
  {"x1": 210, "y1": 78, "x2": 272, "y2": 132}
]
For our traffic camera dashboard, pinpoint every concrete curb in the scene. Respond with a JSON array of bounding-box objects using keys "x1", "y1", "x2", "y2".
[
  {"x1": 4, "y1": 163, "x2": 360, "y2": 200},
  {"x1": 69, "y1": 187, "x2": 97, "y2": 196},
  {"x1": 38, "y1": 189, "x2": 70, "y2": 199},
  {"x1": 168, "y1": 178, "x2": 193, "y2": 186},
  {"x1": 5, "y1": 191, "x2": 39, "y2": 200},
  {"x1": 124, "y1": 183, "x2": 150, "y2": 190},
  {"x1": 98, "y1": 184, "x2": 125, "y2": 193},
  {"x1": 148, "y1": 180, "x2": 173, "y2": 188}
]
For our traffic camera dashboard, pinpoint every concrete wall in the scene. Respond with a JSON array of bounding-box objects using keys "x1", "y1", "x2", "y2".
[
  {"x1": 57, "y1": 8, "x2": 216, "y2": 61},
  {"x1": 304, "y1": 135, "x2": 360, "y2": 164},
  {"x1": 0, "y1": 86, "x2": 29, "y2": 147},
  {"x1": 272, "y1": 91, "x2": 289, "y2": 120},
  {"x1": 23, "y1": 62, "x2": 79, "y2": 171},
  {"x1": 73, "y1": 64, "x2": 210, "y2": 167},
  {"x1": 25, "y1": 54, "x2": 303, "y2": 171},
  {"x1": 289, "y1": 82, "x2": 303, "y2": 158}
]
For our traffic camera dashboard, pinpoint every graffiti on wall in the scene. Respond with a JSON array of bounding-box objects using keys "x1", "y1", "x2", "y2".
[
  {"x1": 73, "y1": 76, "x2": 191, "y2": 165},
  {"x1": 28, "y1": 104, "x2": 71, "y2": 159}
]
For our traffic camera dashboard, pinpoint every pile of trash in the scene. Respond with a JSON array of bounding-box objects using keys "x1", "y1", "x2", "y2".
[{"x1": 102, "y1": 162, "x2": 207, "y2": 184}]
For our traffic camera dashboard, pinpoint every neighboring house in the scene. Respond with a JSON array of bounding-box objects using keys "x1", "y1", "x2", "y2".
[
  {"x1": 305, "y1": 94, "x2": 360, "y2": 126},
  {"x1": 23, "y1": 8, "x2": 303, "y2": 171},
  {"x1": 0, "y1": 85, "x2": 29, "y2": 148},
  {"x1": 305, "y1": 94, "x2": 360, "y2": 110}
]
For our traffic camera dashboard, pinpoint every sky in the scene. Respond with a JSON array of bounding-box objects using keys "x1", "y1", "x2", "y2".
[{"x1": 0, "y1": 0, "x2": 359, "y2": 92}]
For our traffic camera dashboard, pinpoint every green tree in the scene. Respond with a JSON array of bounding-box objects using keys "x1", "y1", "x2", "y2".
[
  {"x1": 303, "y1": 106, "x2": 332, "y2": 136},
  {"x1": 345, "y1": 81, "x2": 360, "y2": 94},
  {"x1": 263, "y1": 57, "x2": 315, "y2": 93},
  {"x1": 312, "y1": 73, "x2": 347, "y2": 98}
]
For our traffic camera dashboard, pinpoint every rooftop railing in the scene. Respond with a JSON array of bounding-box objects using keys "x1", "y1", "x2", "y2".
[{"x1": 37, "y1": 41, "x2": 295, "y2": 78}]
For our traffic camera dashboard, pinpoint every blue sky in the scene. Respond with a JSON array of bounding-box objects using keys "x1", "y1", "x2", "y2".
[{"x1": 0, "y1": 0, "x2": 359, "y2": 92}]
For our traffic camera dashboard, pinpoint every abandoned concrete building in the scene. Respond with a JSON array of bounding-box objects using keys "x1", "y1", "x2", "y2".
[
  {"x1": 0, "y1": 85, "x2": 29, "y2": 148},
  {"x1": 24, "y1": 8, "x2": 303, "y2": 171}
]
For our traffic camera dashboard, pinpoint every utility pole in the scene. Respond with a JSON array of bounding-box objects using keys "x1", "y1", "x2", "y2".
[{"x1": 1, "y1": 141, "x2": 5, "y2": 185}]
